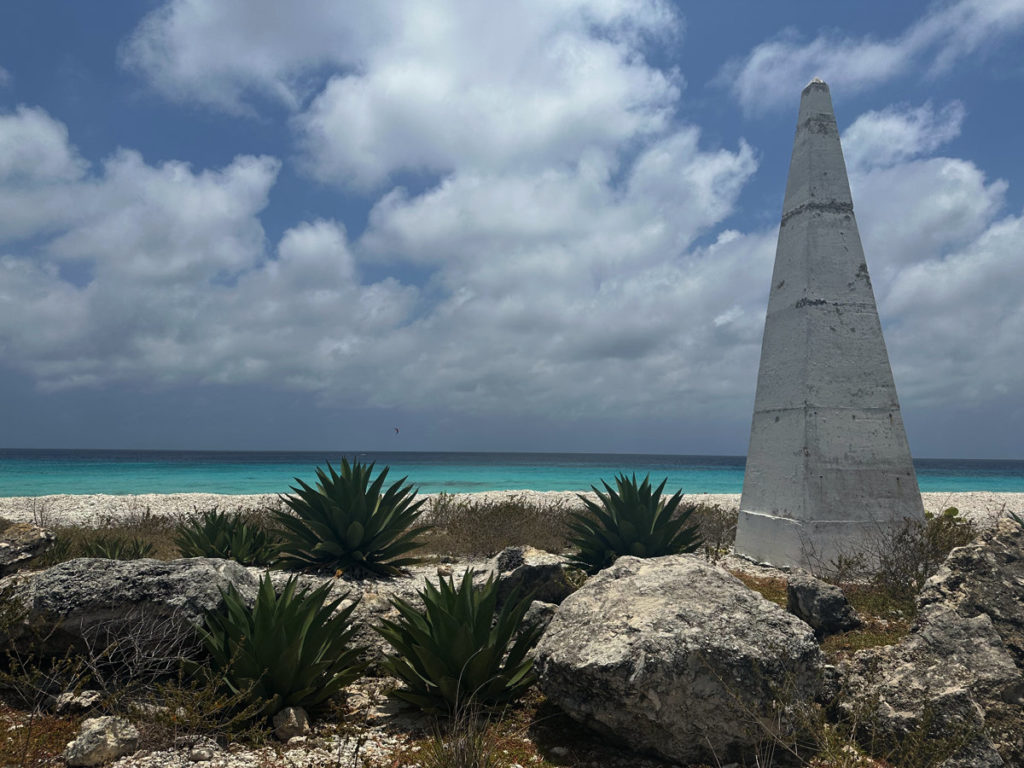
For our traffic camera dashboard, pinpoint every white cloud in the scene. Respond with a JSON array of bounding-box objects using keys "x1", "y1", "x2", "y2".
[
  {"x1": 122, "y1": 0, "x2": 677, "y2": 113},
  {"x1": 353, "y1": 129, "x2": 762, "y2": 415},
  {"x1": 720, "y1": 0, "x2": 1024, "y2": 113},
  {"x1": 843, "y1": 101, "x2": 965, "y2": 171},
  {"x1": 120, "y1": 0, "x2": 376, "y2": 112},
  {"x1": 0, "y1": 106, "x2": 87, "y2": 183},
  {"x1": 293, "y1": 4, "x2": 679, "y2": 187},
  {"x1": 852, "y1": 156, "x2": 1006, "y2": 273},
  {"x1": 0, "y1": 106, "x2": 90, "y2": 242},
  {"x1": 0, "y1": 107, "x2": 414, "y2": 391},
  {"x1": 0, "y1": 101, "x2": 768, "y2": 417},
  {"x1": 882, "y1": 211, "x2": 1024, "y2": 408},
  {"x1": 0, "y1": 66, "x2": 11, "y2": 88},
  {"x1": 122, "y1": 0, "x2": 681, "y2": 188},
  {"x1": 46, "y1": 150, "x2": 280, "y2": 284}
]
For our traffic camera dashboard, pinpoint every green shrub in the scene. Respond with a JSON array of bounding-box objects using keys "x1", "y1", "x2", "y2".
[
  {"x1": 567, "y1": 473, "x2": 702, "y2": 574},
  {"x1": 275, "y1": 459, "x2": 432, "y2": 578},
  {"x1": 869, "y1": 507, "x2": 976, "y2": 609},
  {"x1": 79, "y1": 536, "x2": 154, "y2": 560},
  {"x1": 1009, "y1": 510, "x2": 1024, "y2": 529},
  {"x1": 376, "y1": 570, "x2": 540, "y2": 715},
  {"x1": 195, "y1": 574, "x2": 364, "y2": 718},
  {"x1": 175, "y1": 507, "x2": 281, "y2": 566}
]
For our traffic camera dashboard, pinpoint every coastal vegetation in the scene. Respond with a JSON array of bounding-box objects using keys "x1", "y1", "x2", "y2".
[
  {"x1": 175, "y1": 507, "x2": 281, "y2": 566},
  {"x1": 196, "y1": 574, "x2": 364, "y2": 718},
  {"x1": 0, "y1": 464, "x2": 1012, "y2": 767},
  {"x1": 377, "y1": 570, "x2": 540, "y2": 715},
  {"x1": 274, "y1": 459, "x2": 432, "y2": 577},
  {"x1": 567, "y1": 473, "x2": 703, "y2": 573}
]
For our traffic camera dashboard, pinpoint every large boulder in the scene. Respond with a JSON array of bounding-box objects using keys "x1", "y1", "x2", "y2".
[
  {"x1": 839, "y1": 518, "x2": 1024, "y2": 766},
  {"x1": 2, "y1": 557, "x2": 259, "y2": 660},
  {"x1": 535, "y1": 555, "x2": 824, "y2": 766},
  {"x1": 786, "y1": 570, "x2": 863, "y2": 639}
]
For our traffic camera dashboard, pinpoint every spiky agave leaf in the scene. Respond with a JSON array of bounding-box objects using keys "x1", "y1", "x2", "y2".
[
  {"x1": 375, "y1": 570, "x2": 541, "y2": 715},
  {"x1": 79, "y1": 536, "x2": 154, "y2": 560},
  {"x1": 195, "y1": 573, "x2": 365, "y2": 718},
  {"x1": 274, "y1": 458, "x2": 432, "y2": 577},
  {"x1": 568, "y1": 473, "x2": 702, "y2": 574},
  {"x1": 175, "y1": 507, "x2": 282, "y2": 566}
]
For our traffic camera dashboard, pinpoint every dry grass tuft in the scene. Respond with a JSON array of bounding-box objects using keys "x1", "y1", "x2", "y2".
[{"x1": 419, "y1": 493, "x2": 575, "y2": 558}]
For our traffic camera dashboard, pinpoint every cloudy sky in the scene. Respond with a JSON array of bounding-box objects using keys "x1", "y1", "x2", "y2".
[{"x1": 1, "y1": 1, "x2": 1022, "y2": 457}]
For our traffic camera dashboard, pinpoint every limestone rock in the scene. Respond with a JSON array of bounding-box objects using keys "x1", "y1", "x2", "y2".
[
  {"x1": 523, "y1": 600, "x2": 557, "y2": 637},
  {"x1": 273, "y1": 706, "x2": 310, "y2": 741},
  {"x1": 3, "y1": 557, "x2": 258, "y2": 659},
  {"x1": 918, "y1": 517, "x2": 1024, "y2": 667},
  {"x1": 63, "y1": 716, "x2": 138, "y2": 766},
  {"x1": 490, "y1": 545, "x2": 580, "y2": 605},
  {"x1": 535, "y1": 555, "x2": 824, "y2": 765},
  {"x1": 786, "y1": 570, "x2": 862, "y2": 638},
  {"x1": 839, "y1": 520, "x2": 1024, "y2": 766},
  {"x1": 53, "y1": 690, "x2": 102, "y2": 715},
  {"x1": 0, "y1": 522, "x2": 54, "y2": 575},
  {"x1": 188, "y1": 744, "x2": 217, "y2": 762}
]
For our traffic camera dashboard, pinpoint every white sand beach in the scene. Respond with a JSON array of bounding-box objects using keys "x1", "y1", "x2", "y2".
[{"x1": 0, "y1": 490, "x2": 1020, "y2": 528}]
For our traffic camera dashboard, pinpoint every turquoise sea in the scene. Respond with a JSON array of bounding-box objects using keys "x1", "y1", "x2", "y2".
[{"x1": 1, "y1": 449, "x2": 1023, "y2": 496}]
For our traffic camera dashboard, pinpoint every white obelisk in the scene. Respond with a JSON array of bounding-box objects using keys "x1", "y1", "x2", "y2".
[{"x1": 734, "y1": 79, "x2": 924, "y2": 568}]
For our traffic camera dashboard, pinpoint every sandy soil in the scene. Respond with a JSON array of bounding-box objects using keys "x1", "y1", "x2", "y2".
[{"x1": 0, "y1": 490, "x2": 1019, "y2": 527}]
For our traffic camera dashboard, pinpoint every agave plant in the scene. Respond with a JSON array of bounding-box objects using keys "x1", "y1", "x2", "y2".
[
  {"x1": 175, "y1": 507, "x2": 281, "y2": 566},
  {"x1": 196, "y1": 574, "x2": 364, "y2": 718},
  {"x1": 275, "y1": 459, "x2": 432, "y2": 578},
  {"x1": 376, "y1": 570, "x2": 540, "y2": 714},
  {"x1": 79, "y1": 535, "x2": 154, "y2": 560},
  {"x1": 568, "y1": 473, "x2": 702, "y2": 574}
]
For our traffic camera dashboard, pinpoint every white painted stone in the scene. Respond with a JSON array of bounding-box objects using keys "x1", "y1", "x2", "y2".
[{"x1": 735, "y1": 79, "x2": 925, "y2": 568}]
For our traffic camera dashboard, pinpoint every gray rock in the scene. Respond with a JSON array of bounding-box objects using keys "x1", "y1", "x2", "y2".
[
  {"x1": 188, "y1": 744, "x2": 216, "y2": 762},
  {"x1": 523, "y1": 600, "x2": 557, "y2": 637},
  {"x1": 53, "y1": 690, "x2": 102, "y2": 715},
  {"x1": 0, "y1": 522, "x2": 54, "y2": 575},
  {"x1": 919, "y1": 517, "x2": 1024, "y2": 668},
  {"x1": 786, "y1": 569, "x2": 863, "y2": 638},
  {"x1": 2, "y1": 557, "x2": 259, "y2": 659},
  {"x1": 273, "y1": 706, "x2": 310, "y2": 741},
  {"x1": 535, "y1": 555, "x2": 824, "y2": 766},
  {"x1": 490, "y1": 546, "x2": 580, "y2": 605},
  {"x1": 63, "y1": 716, "x2": 139, "y2": 766},
  {"x1": 839, "y1": 519, "x2": 1024, "y2": 766}
]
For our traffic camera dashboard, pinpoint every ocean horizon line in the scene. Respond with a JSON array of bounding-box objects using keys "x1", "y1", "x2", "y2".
[{"x1": 2, "y1": 447, "x2": 1021, "y2": 462}]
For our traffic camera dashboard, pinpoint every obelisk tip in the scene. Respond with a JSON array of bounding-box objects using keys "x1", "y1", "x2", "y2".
[{"x1": 802, "y1": 77, "x2": 829, "y2": 94}]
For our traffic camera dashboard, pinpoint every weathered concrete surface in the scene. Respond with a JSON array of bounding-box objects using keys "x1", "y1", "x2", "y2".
[{"x1": 735, "y1": 79, "x2": 924, "y2": 568}]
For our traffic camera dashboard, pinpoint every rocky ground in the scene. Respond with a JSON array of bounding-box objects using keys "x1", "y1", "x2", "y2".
[{"x1": 0, "y1": 492, "x2": 1021, "y2": 767}]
